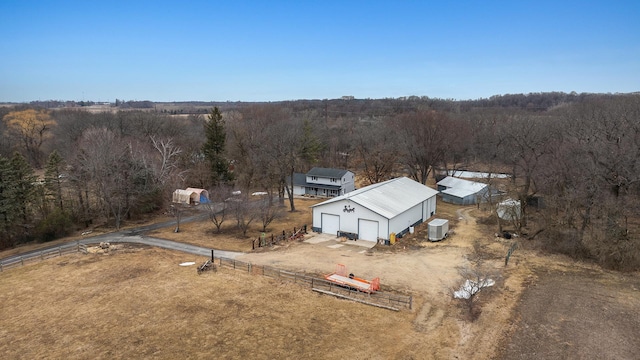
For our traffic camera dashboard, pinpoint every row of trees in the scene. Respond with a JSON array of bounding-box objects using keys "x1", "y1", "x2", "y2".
[{"x1": 1, "y1": 94, "x2": 639, "y2": 270}]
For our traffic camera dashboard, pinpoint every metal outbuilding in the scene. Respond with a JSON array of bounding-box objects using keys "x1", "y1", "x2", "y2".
[
  {"x1": 437, "y1": 176, "x2": 489, "y2": 205},
  {"x1": 311, "y1": 177, "x2": 438, "y2": 243}
]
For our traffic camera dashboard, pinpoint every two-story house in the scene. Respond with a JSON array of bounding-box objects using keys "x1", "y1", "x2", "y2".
[{"x1": 290, "y1": 167, "x2": 355, "y2": 198}]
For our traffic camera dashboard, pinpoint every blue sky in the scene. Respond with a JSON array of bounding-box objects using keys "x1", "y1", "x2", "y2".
[{"x1": 1, "y1": 1, "x2": 638, "y2": 102}]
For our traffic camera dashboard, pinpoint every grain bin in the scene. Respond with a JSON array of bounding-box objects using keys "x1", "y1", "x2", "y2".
[{"x1": 428, "y1": 219, "x2": 449, "y2": 241}]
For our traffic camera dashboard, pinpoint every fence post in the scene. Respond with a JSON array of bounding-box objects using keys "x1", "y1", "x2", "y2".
[
  {"x1": 409, "y1": 296, "x2": 413, "y2": 310},
  {"x1": 21, "y1": 256, "x2": 24, "y2": 266},
  {"x1": 211, "y1": 249, "x2": 215, "y2": 262},
  {"x1": 41, "y1": 251, "x2": 44, "y2": 260},
  {"x1": 59, "y1": 247, "x2": 62, "y2": 256}
]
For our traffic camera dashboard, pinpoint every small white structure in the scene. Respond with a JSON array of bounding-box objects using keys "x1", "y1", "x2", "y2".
[
  {"x1": 172, "y1": 188, "x2": 210, "y2": 205},
  {"x1": 428, "y1": 219, "x2": 449, "y2": 241},
  {"x1": 497, "y1": 199, "x2": 521, "y2": 221},
  {"x1": 311, "y1": 177, "x2": 438, "y2": 243}
]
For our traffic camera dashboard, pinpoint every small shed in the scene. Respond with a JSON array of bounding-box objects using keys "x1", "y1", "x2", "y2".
[
  {"x1": 185, "y1": 188, "x2": 210, "y2": 204},
  {"x1": 437, "y1": 176, "x2": 488, "y2": 205},
  {"x1": 428, "y1": 219, "x2": 449, "y2": 241},
  {"x1": 172, "y1": 188, "x2": 210, "y2": 205},
  {"x1": 497, "y1": 199, "x2": 521, "y2": 221}
]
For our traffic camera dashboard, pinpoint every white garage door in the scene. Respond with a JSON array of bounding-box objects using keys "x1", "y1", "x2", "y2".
[
  {"x1": 321, "y1": 213, "x2": 340, "y2": 236},
  {"x1": 358, "y1": 219, "x2": 379, "y2": 242}
]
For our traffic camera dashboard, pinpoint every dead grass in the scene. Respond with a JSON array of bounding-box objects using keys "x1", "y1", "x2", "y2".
[
  {"x1": 149, "y1": 198, "x2": 322, "y2": 252},
  {"x1": 0, "y1": 247, "x2": 445, "y2": 359},
  {"x1": 2, "y1": 195, "x2": 638, "y2": 359}
]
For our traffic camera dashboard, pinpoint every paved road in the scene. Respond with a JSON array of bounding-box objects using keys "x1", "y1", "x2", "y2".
[{"x1": 0, "y1": 212, "x2": 242, "y2": 265}]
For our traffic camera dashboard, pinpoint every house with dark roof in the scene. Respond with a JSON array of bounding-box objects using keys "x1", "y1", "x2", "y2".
[{"x1": 290, "y1": 167, "x2": 355, "y2": 198}]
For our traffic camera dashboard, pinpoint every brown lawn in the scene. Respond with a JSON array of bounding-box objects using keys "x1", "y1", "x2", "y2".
[{"x1": 1, "y1": 197, "x2": 639, "y2": 359}]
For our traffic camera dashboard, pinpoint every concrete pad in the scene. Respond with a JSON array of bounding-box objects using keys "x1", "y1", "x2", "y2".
[
  {"x1": 327, "y1": 244, "x2": 344, "y2": 249},
  {"x1": 304, "y1": 237, "x2": 331, "y2": 244},
  {"x1": 303, "y1": 233, "x2": 336, "y2": 244}
]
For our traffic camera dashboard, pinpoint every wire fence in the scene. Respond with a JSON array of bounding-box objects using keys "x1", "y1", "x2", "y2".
[{"x1": 215, "y1": 256, "x2": 413, "y2": 311}]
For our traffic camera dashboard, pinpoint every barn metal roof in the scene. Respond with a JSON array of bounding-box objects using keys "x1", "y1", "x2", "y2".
[
  {"x1": 437, "y1": 176, "x2": 487, "y2": 199},
  {"x1": 311, "y1": 177, "x2": 439, "y2": 219}
]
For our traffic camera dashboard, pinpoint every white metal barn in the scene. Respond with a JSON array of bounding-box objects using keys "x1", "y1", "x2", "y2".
[{"x1": 311, "y1": 177, "x2": 439, "y2": 243}]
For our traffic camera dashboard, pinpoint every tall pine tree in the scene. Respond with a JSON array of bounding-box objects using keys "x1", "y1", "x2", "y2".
[
  {"x1": 0, "y1": 156, "x2": 16, "y2": 243},
  {"x1": 202, "y1": 107, "x2": 232, "y2": 185},
  {"x1": 44, "y1": 150, "x2": 65, "y2": 212},
  {"x1": 10, "y1": 152, "x2": 36, "y2": 222}
]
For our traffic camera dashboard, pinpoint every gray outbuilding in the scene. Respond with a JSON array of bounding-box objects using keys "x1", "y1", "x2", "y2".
[{"x1": 311, "y1": 177, "x2": 439, "y2": 243}]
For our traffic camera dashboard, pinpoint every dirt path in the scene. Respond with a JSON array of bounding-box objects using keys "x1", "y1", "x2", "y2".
[{"x1": 238, "y1": 205, "x2": 522, "y2": 359}]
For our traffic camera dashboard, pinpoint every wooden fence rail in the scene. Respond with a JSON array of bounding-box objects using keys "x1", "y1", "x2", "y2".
[
  {"x1": 252, "y1": 226, "x2": 308, "y2": 249},
  {"x1": 212, "y1": 256, "x2": 413, "y2": 310},
  {"x1": 1, "y1": 242, "x2": 413, "y2": 310},
  {"x1": 0, "y1": 242, "x2": 85, "y2": 272}
]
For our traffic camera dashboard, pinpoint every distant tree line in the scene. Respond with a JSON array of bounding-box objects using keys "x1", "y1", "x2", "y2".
[{"x1": 1, "y1": 92, "x2": 639, "y2": 271}]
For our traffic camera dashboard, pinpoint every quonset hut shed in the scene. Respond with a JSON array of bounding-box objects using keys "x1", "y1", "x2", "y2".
[{"x1": 311, "y1": 177, "x2": 439, "y2": 243}]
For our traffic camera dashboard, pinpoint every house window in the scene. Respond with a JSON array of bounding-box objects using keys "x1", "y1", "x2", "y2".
[
  {"x1": 331, "y1": 178, "x2": 337, "y2": 182},
  {"x1": 311, "y1": 176, "x2": 317, "y2": 181}
]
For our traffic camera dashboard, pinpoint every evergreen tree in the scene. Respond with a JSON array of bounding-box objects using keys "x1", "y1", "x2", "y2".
[
  {"x1": 202, "y1": 107, "x2": 232, "y2": 185},
  {"x1": 44, "y1": 150, "x2": 65, "y2": 211},
  {"x1": 0, "y1": 156, "x2": 16, "y2": 241},
  {"x1": 10, "y1": 152, "x2": 37, "y2": 222},
  {"x1": 299, "y1": 119, "x2": 323, "y2": 166}
]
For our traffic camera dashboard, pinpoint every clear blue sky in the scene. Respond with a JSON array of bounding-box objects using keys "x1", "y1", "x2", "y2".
[{"x1": 1, "y1": 1, "x2": 639, "y2": 102}]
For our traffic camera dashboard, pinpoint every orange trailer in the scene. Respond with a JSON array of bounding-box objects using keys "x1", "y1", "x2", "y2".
[{"x1": 324, "y1": 264, "x2": 380, "y2": 293}]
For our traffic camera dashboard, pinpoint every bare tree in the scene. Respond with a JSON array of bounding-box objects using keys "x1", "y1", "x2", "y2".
[
  {"x1": 75, "y1": 128, "x2": 142, "y2": 229},
  {"x1": 495, "y1": 114, "x2": 556, "y2": 228},
  {"x1": 256, "y1": 194, "x2": 284, "y2": 232},
  {"x1": 452, "y1": 266, "x2": 497, "y2": 322},
  {"x1": 229, "y1": 105, "x2": 303, "y2": 211},
  {"x1": 205, "y1": 183, "x2": 232, "y2": 233},
  {"x1": 227, "y1": 192, "x2": 257, "y2": 236},
  {"x1": 3, "y1": 109, "x2": 56, "y2": 168},
  {"x1": 149, "y1": 136, "x2": 183, "y2": 186},
  {"x1": 353, "y1": 120, "x2": 399, "y2": 185},
  {"x1": 392, "y1": 110, "x2": 451, "y2": 184}
]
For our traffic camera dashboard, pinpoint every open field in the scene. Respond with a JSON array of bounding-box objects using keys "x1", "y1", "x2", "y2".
[{"x1": 1, "y1": 198, "x2": 639, "y2": 359}]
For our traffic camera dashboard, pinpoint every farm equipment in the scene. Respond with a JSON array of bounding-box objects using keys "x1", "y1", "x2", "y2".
[
  {"x1": 197, "y1": 260, "x2": 216, "y2": 274},
  {"x1": 324, "y1": 264, "x2": 380, "y2": 293}
]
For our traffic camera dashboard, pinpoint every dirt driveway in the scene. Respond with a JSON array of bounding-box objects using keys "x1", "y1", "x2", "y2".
[
  {"x1": 238, "y1": 216, "x2": 477, "y2": 300},
  {"x1": 237, "y1": 205, "x2": 520, "y2": 359},
  {"x1": 238, "y1": 204, "x2": 640, "y2": 359}
]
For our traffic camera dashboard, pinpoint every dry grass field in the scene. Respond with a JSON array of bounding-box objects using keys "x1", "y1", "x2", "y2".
[{"x1": 1, "y1": 197, "x2": 639, "y2": 359}]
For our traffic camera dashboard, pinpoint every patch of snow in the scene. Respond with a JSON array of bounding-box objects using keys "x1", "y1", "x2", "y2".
[
  {"x1": 453, "y1": 278, "x2": 495, "y2": 299},
  {"x1": 179, "y1": 262, "x2": 196, "y2": 266}
]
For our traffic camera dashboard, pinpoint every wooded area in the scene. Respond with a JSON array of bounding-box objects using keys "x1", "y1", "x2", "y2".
[{"x1": 1, "y1": 92, "x2": 639, "y2": 270}]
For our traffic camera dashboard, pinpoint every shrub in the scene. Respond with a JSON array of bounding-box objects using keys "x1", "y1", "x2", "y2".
[{"x1": 35, "y1": 209, "x2": 74, "y2": 242}]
